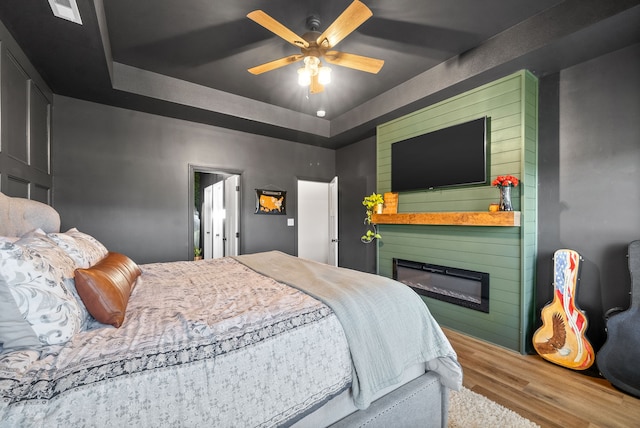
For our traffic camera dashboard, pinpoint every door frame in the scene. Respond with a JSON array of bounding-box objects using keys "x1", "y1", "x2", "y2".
[
  {"x1": 224, "y1": 174, "x2": 241, "y2": 257},
  {"x1": 188, "y1": 164, "x2": 242, "y2": 261},
  {"x1": 328, "y1": 176, "x2": 338, "y2": 266}
]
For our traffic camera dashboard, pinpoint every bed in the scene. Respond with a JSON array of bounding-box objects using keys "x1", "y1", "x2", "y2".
[{"x1": 0, "y1": 192, "x2": 462, "y2": 427}]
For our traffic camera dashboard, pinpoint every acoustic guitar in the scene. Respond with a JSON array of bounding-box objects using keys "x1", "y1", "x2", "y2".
[
  {"x1": 596, "y1": 240, "x2": 640, "y2": 397},
  {"x1": 532, "y1": 249, "x2": 595, "y2": 370}
]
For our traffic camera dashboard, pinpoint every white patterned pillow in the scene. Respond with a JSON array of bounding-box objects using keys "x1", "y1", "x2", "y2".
[
  {"x1": 0, "y1": 237, "x2": 41, "y2": 354},
  {"x1": 48, "y1": 228, "x2": 108, "y2": 268},
  {"x1": 0, "y1": 230, "x2": 84, "y2": 350}
]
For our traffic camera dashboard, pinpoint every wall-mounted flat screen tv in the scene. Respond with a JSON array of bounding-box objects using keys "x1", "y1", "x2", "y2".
[{"x1": 391, "y1": 117, "x2": 487, "y2": 192}]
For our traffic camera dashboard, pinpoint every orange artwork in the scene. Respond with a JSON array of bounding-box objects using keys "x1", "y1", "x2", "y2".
[{"x1": 256, "y1": 189, "x2": 286, "y2": 215}]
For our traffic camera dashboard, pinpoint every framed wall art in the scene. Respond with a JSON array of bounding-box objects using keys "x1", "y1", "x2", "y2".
[{"x1": 255, "y1": 189, "x2": 286, "y2": 215}]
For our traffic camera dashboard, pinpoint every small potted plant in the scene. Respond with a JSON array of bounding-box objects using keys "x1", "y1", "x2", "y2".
[
  {"x1": 194, "y1": 247, "x2": 203, "y2": 261},
  {"x1": 361, "y1": 192, "x2": 384, "y2": 243}
]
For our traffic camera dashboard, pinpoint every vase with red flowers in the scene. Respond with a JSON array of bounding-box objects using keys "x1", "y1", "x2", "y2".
[{"x1": 492, "y1": 175, "x2": 519, "y2": 211}]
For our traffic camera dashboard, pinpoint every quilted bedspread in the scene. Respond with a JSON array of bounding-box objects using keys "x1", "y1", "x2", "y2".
[
  {"x1": 0, "y1": 257, "x2": 352, "y2": 427},
  {"x1": 234, "y1": 251, "x2": 463, "y2": 409}
]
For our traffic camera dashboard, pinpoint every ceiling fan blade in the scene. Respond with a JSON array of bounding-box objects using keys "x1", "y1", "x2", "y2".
[
  {"x1": 310, "y1": 73, "x2": 324, "y2": 94},
  {"x1": 248, "y1": 54, "x2": 304, "y2": 75},
  {"x1": 247, "y1": 10, "x2": 309, "y2": 48},
  {"x1": 316, "y1": 0, "x2": 373, "y2": 49},
  {"x1": 324, "y1": 51, "x2": 384, "y2": 74}
]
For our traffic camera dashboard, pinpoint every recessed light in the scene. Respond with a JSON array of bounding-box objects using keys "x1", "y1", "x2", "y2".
[
  {"x1": 48, "y1": 0, "x2": 83, "y2": 25},
  {"x1": 316, "y1": 110, "x2": 326, "y2": 118}
]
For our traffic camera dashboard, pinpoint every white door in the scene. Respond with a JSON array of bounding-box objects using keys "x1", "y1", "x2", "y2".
[
  {"x1": 203, "y1": 185, "x2": 213, "y2": 259},
  {"x1": 212, "y1": 181, "x2": 225, "y2": 258},
  {"x1": 297, "y1": 177, "x2": 338, "y2": 265},
  {"x1": 328, "y1": 176, "x2": 338, "y2": 266},
  {"x1": 224, "y1": 175, "x2": 240, "y2": 256}
]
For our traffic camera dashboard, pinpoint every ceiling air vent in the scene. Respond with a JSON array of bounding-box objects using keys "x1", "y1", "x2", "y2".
[{"x1": 48, "y1": 0, "x2": 82, "y2": 25}]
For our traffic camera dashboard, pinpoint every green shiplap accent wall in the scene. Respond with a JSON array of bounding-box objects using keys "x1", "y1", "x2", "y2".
[{"x1": 376, "y1": 71, "x2": 538, "y2": 353}]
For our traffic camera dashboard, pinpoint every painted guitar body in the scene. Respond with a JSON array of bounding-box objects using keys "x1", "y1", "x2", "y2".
[{"x1": 532, "y1": 249, "x2": 595, "y2": 370}]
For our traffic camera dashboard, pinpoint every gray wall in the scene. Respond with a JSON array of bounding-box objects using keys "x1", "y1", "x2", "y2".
[
  {"x1": 51, "y1": 96, "x2": 335, "y2": 264},
  {"x1": 536, "y1": 44, "x2": 640, "y2": 350},
  {"x1": 336, "y1": 135, "x2": 377, "y2": 273}
]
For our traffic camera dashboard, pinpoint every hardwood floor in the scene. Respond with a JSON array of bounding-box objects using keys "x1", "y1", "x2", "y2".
[{"x1": 443, "y1": 328, "x2": 640, "y2": 428}]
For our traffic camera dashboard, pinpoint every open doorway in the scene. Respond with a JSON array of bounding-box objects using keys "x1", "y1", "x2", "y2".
[
  {"x1": 297, "y1": 177, "x2": 338, "y2": 266},
  {"x1": 188, "y1": 165, "x2": 241, "y2": 260}
]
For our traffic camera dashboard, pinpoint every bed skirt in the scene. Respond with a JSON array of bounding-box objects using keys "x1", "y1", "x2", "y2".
[
  {"x1": 331, "y1": 372, "x2": 448, "y2": 427},
  {"x1": 292, "y1": 370, "x2": 448, "y2": 428}
]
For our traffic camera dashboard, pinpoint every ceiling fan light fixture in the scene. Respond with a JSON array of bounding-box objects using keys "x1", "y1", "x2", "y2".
[
  {"x1": 297, "y1": 68, "x2": 312, "y2": 86},
  {"x1": 318, "y1": 66, "x2": 332, "y2": 85},
  {"x1": 303, "y1": 56, "x2": 320, "y2": 73},
  {"x1": 298, "y1": 56, "x2": 329, "y2": 87},
  {"x1": 298, "y1": 62, "x2": 331, "y2": 87}
]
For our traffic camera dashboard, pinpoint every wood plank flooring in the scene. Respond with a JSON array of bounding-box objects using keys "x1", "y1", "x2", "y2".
[{"x1": 443, "y1": 328, "x2": 640, "y2": 428}]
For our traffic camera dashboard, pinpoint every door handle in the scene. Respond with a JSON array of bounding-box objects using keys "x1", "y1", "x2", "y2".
[{"x1": 331, "y1": 239, "x2": 340, "y2": 242}]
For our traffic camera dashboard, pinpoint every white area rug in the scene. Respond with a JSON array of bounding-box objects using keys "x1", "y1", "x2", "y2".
[{"x1": 449, "y1": 387, "x2": 540, "y2": 428}]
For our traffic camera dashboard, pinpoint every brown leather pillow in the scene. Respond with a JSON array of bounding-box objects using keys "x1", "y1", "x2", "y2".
[{"x1": 74, "y1": 252, "x2": 142, "y2": 327}]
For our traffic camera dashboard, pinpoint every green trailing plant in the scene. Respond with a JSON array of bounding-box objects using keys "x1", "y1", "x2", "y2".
[
  {"x1": 361, "y1": 192, "x2": 384, "y2": 243},
  {"x1": 361, "y1": 229, "x2": 381, "y2": 243}
]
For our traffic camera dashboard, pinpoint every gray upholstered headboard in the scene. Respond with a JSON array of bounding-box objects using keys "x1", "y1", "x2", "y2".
[{"x1": 0, "y1": 192, "x2": 60, "y2": 236}]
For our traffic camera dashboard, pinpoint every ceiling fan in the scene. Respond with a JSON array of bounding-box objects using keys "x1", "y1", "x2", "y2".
[{"x1": 247, "y1": 0, "x2": 384, "y2": 94}]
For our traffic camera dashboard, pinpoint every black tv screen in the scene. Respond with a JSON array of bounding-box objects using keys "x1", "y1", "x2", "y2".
[{"x1": 391, "y1": 117, "x2": 487, "y2": 192}]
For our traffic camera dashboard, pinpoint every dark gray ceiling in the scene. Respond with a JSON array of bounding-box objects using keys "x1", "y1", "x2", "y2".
[
  {"x1": 0, "y1": 0, "x2": 639, "y2": 148},
  {"x1": 104, "y1": 0, "x2": 560, "y2": 118}
]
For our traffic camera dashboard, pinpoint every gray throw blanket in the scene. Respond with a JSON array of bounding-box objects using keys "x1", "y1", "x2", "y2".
[{"x1": 234, "y1": 251, "x2": 462, "y2": 409}]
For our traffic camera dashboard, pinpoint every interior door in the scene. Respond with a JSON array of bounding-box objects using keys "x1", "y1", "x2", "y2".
[
  {"x1": 212, "y1": 181, "x2": 225, "y2": 258},
  {"x1": 203, "y1": 185, "x2": 213, "y2": 259},
  {"x1": 328, "y1": 176, "x2": 338, "y2": 266},
  {"x1": 224, "y1": 175, "x2": 240, "y2": 256}
]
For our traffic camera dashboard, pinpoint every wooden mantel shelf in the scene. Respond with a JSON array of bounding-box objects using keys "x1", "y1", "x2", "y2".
[{"x1": 372, "y1": 211, "x2": 521, "y2": 227}]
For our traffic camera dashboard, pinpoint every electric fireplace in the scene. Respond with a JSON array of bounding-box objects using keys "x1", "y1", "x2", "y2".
[{"x1": 393, "y1": 258, "x2": 490, "y2": 313}]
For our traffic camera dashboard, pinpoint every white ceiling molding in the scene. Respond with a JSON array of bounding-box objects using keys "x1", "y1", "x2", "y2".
[{"x1": 111, "y1": 62, "x2": 331, "y2": 138}]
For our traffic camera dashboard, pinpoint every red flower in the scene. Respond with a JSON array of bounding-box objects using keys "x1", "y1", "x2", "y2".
[{"x1": 492, "y1": 175, "x2": 519, "y2": 187}]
